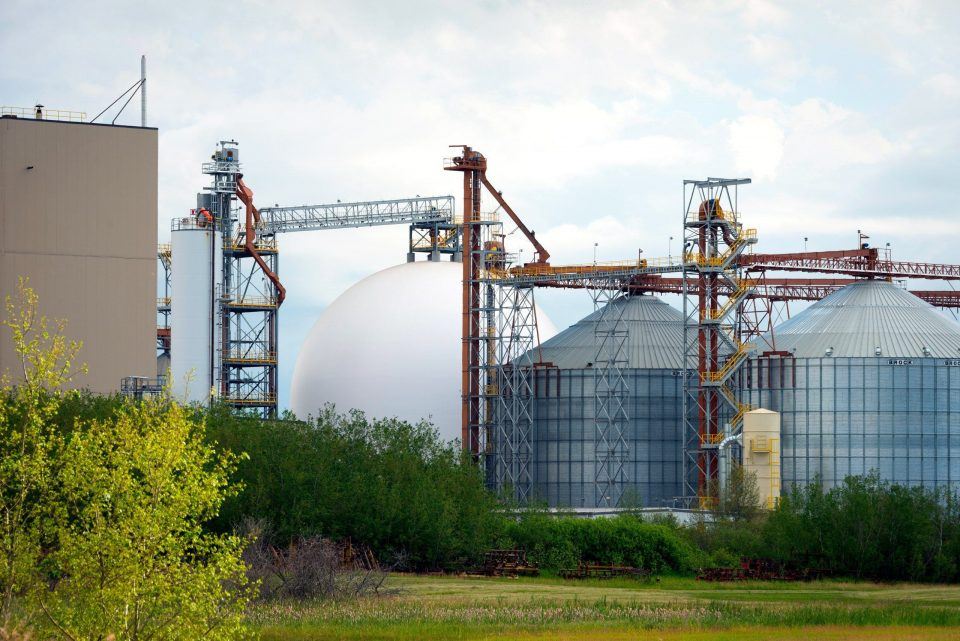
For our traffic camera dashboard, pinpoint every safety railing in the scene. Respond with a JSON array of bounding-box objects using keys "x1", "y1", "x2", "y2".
[
  {"x1": 685, "y1": 229, "x2": 757, "y2": 267},
  {"x1": 2, "y1": 106, "x2": 87, "y2": 122},
  {"x1": 443, "y1": 156, "x2": 486, "y2": 170},
  {"x1": 222, "y1": 394, "x2": 277, "y2": 406},
  {"x1": 201, "y1": 160, "x2": 240, "y2": 175},
  {"x1": 686, "y1": 204, "x2": 742, "y2": 226},
  {"x1": 749, "y1": 437, "x2": 775, "y2": 453},
  {"x1": 701, "y1": 432, "x2": 726, "y2": 446},
  {"x1": 222, "y1": 296, "x2": 278, "y2": 309},
  {"x1": 221, "y1": 350, "x2": 278, "y2": 364},
  {"x1": 702, "y1": 340, "x2": 753, "y2": 383},
  {"x1": 227, "y1": 235, "x2": 278, "y2": 252},
  {"x1": 157, "y1": 297, "x2": 171, "y2": 307},
  {"x1": 452, "y1": 211, "x2": 500, "y2": 225},
  {"x1": 718, "y1": 383, "x2": 754, "y2": 429},
  {"x1": 706, "y1": 277, "x2": 758, "y2": 320},
  {"x1": 171, "y1": 216, "x2": 220, "y2": 231},
  {"x1": 411, "y1": 228, "x2": 460, "y2": 250},
  {"x1": 507, "y1": 255, "x2": 676, "y2": 276},
  {"x1": 698, "y1": 495, "x2": 719, "y2": 510}
]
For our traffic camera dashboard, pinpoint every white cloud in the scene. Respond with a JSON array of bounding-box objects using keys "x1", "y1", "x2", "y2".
[
  {"x1": 728, "y1": 115, "x2": 785, "y2": 180},
  {"x1": 2, "y1": 0, "x2": 958, "y2": 408}
]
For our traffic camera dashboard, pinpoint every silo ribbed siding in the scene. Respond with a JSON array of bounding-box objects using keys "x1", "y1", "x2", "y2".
[
  {"x1": 744, "y1": 280, "x2": 960, "y2": 491},
  {"x1": 493, "y1": 295, "x2": 687, "y2": 508},
  {"x1": 529, "y1": 367, "x2": 684, "y2": 508}
]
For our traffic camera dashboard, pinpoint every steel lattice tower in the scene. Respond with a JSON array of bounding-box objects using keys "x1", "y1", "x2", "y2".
[
  {"x1": 200, "y1": 142, "x2": 280, "y2": 417},
  {"x1": 681, "y1": 178, "x2": 757, "y2": 507}
]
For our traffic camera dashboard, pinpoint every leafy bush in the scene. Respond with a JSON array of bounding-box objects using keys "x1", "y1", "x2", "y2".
[
  {"x1": 765, "y1": 473, "x2": 960, "y2": 582},
  {"x1": 503, "y1": 514, "x2": 696, "y2": 573},
  {"x1": 205, "y1": 405, "x2": 504, "y2": 571},
  {"x1": 0, "y1": 281, "x2": 251, "y2": 640},
  {"x1": 40, "y1": 397, "x2": 251, "y2": 641}
]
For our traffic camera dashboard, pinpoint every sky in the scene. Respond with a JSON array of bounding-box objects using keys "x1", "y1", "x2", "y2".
[{"x1": 3, "y1": 0, "x2": 959, "y2": 409}]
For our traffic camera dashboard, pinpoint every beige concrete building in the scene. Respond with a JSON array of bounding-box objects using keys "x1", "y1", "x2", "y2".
[{"x1": 0, "y1": 116, "x2": 157, "y2": 394}]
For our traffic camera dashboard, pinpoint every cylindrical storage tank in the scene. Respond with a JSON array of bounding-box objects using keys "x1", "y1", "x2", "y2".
[
  {"x1": 744, "y1": 280, "x2": 960, "y2": 491},
  {"x1": 170, "y1": 219, "x2": 222, "y2": 405},
  {"x1": 496, "y1": 295, "x2": 685, "y2": 509}
]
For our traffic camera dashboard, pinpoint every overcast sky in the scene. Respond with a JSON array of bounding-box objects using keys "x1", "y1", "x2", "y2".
[{"x1": 3, "y1": 0, "x2": 959, "y2": 408}]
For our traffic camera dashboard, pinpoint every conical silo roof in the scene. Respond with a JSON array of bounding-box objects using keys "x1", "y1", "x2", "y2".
[
  {"x1": 531, "y1": 295, "x2": 684, "y2": 369},
  {"x1": 767, "y1": 280, "x2": 960, "y2": 358}
]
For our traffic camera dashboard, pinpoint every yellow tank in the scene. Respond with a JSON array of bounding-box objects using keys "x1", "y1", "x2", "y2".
[{"x1": 742, "y1": 409, "x2": 781, "y2": 509}]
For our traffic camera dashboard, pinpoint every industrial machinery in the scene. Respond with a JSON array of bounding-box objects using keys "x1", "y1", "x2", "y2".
[
  {"x1": 161, "y1": 141, "x2": 455, "y2": 417},
  {"x1": 480, "y1": 175, "x2": 960, "y2": 508},
  {"x1": 154, "y1": 141, "x2": 960, "y2": 508}
]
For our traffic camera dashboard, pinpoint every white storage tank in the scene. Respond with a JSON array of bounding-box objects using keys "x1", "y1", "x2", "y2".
[
  {"x1": 170, "y1": 218, "x2": 222, "y2": 405},
  {"x1": 290, "y1": 261, "x2": 556, "y2": 443}
]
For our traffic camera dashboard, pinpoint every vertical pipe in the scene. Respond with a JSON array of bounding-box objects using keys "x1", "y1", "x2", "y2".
[
  {"x1": 469, "y1": 170, "x2": 482, "y2": 455},
  {"x1": 462, "y1": 170, "x2": 473, "y2": 451},
  {"x1": 697, "y1": 216, "x2": 708, "y2": 498},
  {"x1": 140, "y1": 55, "x2": 147, "y2": 127},
  {"x1": 209, "y1": 222, "x2": 216, "y2": 401}
]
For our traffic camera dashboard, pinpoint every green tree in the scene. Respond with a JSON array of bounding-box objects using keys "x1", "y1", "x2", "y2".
[
  {"x1": 0, "y1": 279, "x2": 84, "y2": 623},
  {"x1": 0, "y1": 280, "x2": 251, "y2": 639},
  {"x1": 206, "y1": 405, "x2": 503, "y2": 570},
  {"x1": 38, "y1": 397, "x2": 252, "y2": 641},
  {"x1": 717, "y1": 465, "x2": 762, "y2": 522}
]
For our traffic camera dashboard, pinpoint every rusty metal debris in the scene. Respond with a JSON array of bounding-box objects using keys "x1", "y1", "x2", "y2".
[
  {"x1": 480, "y1": 549, "x2": 539, "y2": 577},
  {"x1": 559, "y1": 562, "x2": 652, "y2": 580},
  {"x1": 697, "y1": 557, "x2": 828, "y2": 581}
]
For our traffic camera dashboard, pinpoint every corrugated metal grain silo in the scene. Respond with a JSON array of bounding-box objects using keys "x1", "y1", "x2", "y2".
[
  {"x1": 507, "y1": 294, "x2": 686, "y2": 508},
  {"x1": 743, "y1": 280, "x2": 960, "y2": 491}
]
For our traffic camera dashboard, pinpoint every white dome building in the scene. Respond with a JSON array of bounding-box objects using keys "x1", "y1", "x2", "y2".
[{"x1": 291, "y1": 261, "x2": 557, "y2": 443}]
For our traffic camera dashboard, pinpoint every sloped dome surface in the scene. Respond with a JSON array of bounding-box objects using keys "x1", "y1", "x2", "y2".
[
  {"x1": 768, "y1": 280, "x2": 960, "y2": 358},
  {"x1": 533, "y1": 295, "x2": 684, "y2": 370},
  {"x1": 290, "y1": 261, "x2": 556, "y2": 441}
]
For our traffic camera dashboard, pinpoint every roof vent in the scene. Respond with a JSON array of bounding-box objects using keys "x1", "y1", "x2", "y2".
[
  {"x1": 922, "y1": 346, "x2": 932, "y2": 357},
  {"x1": 875, "y1": 346, "x2": 882, "y2": 356},
  {"x1": 825, "y1": 347, "x2": 834, "y2": 357}
]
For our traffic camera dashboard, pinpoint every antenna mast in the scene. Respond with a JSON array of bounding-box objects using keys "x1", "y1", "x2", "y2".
[{"x1": 140, "y1": 55, "x2": 147, "y2": 127}]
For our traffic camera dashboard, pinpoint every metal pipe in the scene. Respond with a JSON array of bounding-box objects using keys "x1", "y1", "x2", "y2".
[
  {"x1": 236, "y1": 177, "x2": 287, "y2": 305},
  {"x1": 717, "y1": 431, "x2": 742, "y2": 490}
]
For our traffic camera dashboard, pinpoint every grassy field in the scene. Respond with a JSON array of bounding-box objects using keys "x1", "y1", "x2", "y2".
[{"x1": 250, "y1": 574, "x2": 960, "y2": 641}]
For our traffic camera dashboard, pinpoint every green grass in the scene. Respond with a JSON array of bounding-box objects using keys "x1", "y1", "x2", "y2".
[{"x1": 250, "y1": 574, "x2": 960, "y2": 641}]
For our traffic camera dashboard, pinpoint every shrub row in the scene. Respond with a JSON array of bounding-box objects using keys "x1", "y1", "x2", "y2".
[
  {"x1": 502, "y1": 513, "x2": 696, "y2": 573},
  {"x1": 48, "y1": 395, "x2": 960, "y2": 581}
]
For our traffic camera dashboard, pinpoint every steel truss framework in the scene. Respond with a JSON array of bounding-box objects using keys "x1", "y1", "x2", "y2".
[
  {"x1": 490, "y1": 284, "x2": 538, "y2": 503},
  {"x1": 151, "y1": 141, "x2": 458, "y2": 417},
  {"x1": 200, "y1": 144, "x2": 281, "y2": 417},
  {"x1": 256, "y1": 196, "x2": 454, "y2": 234},
  {"x1": 445, "y1": 146, "x2": 549, "y2": 458},
  {"x1": 590, "y1": 278, "x2": 631, "y2": 507},
  {"x1": 488, "y1": 275, "x2": 633, "y2": 507},
  {"x1": 220, "y1": 240, "x2": 279, "y2": 413},
  {"x1": 151, "y1": 144, "x2": 960, "y2": 507},
  {"x1": 470, "y1": 167, "x2": 960, "y2": 509},
  {"x1": 681, "y1": 178, "x2": 757, "y2": 508},
  {"x1": 409, "y1": 220, "x2": 461, "y2": 259},
  {"x1": 157, "y1": 244, "x2": 172, "y2": 357},
  {"x1": 742, "y1": 250, "x2": 960, "y2": 280}
]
